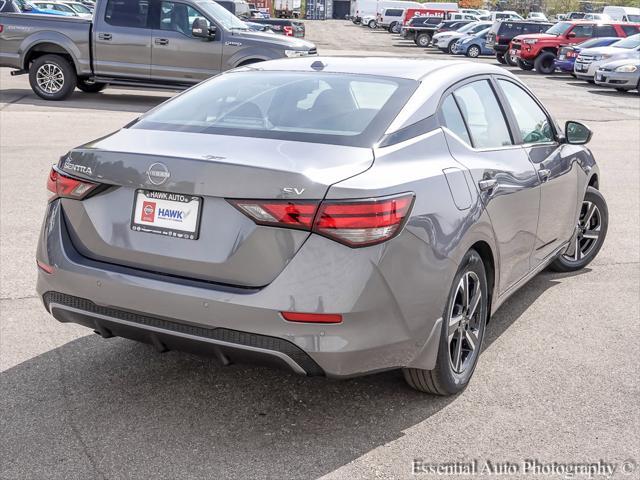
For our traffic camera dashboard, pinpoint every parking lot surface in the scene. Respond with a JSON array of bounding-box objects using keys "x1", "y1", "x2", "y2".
[{"x1": 1, "y1": 20, "x2": 639, "y2": 480}]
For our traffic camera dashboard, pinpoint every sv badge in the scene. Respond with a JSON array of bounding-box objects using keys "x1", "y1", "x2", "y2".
[{"x1": 282, "y1": 187, "x2": 305, "y2": 195}]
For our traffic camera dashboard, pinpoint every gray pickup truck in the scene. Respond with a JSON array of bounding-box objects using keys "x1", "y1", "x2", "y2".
[{"x1": 0, "y1": 0, "x2": 317, "y2": 100}]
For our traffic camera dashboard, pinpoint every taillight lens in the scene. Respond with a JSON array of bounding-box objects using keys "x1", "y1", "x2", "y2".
[
  {"x1": 228, "y1": 192, "x2": 414, "y2": 247},
  {"x1": 283, "y1": 25, "x2": 293, "y2": 36},
  {"x1": 281, "y1": 312, "x2": 342, "y2": 323},
  {"x1": 47, "y1": 167, "x2": 99, "y2": 201}
]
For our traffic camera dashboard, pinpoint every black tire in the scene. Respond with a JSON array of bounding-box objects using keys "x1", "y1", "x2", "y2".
[
  {"x1": 403, "y1": 249, "x2": 489, "y2": 395},
  {"x1": 496, "y1": 52, "x2": 506, "y2": 64},
  {"x1": 466, "y1": 45, "x2": 481, "y2": 58},
  {"x1": 367, "y1": 19, "x2": 376, "y2": 29},
  {"x1": 534, "y1": 51, "x2": 556, "y2": 74},
  {"x1": 29, "y1": 54, "x2": 76, "y2": 101},
  {"x1": 549, "y1": 187, "x2": 608, "y2": 273},
  {"x1": 517, "y1": 58, "x2": 534, "y2": 71},
  {"x1": 446, "y1": 42, "x2": 455, "y2": 54},
  {"x1": 615, "y1": 87, "x2": 629, "y2": 92},
  {"x1": 415, "y1": 33, "x2": 431, "y2": 47},
  {"x1": 76, "y1": 79, "x2": 107, "y2": 93},
  {"x1": 505, "y1": 52, "x2": 519, "y2": 67},
  {"x1": 389, "y1": 21, "x2": 400, "y2": 33}
]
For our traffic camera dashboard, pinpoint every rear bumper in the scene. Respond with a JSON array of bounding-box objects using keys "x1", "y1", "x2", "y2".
[
  {"x1": 37, "y1": 200, "x2": 452, "y2": 378},
  {"x1": 554, "y1": 59, "x2": 575, "y2": 72}
]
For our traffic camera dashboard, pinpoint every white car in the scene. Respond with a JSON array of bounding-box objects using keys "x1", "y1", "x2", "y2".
[
  {"x1": 583, "y1": 13, "x2": 611, "y2": 21},
  {"x1": 361, "y1": 14, "x2": 377, "y2": 28},
  {"x1": 574, "y1": 33, "x2": 640, "y2": 81},
  {"x1": 488, "y1": 10, "x2": 523, "y2": 22},
  {"x1": 32, "y1": 0, "x2": 91, "y2": 17},
  {"x1": 432, "y1": 21, "x2": 492, "y2": 53},
  {"x1": 527, "y1": 12, "x2": 548, "y2": 22}
]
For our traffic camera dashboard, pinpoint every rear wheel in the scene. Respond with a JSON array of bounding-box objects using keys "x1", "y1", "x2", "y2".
[
  {"x1": 534, "y1": 52, "x2": 556, "y2": 74},
  {"x1": 368, "y1": 19, "x2": 377, "y2": 28},
  {"x1": 447, "y1": 41, "x2": 456, "y2": 54},
  {"x1": 76, "y1": 79, "x2": 107, "y2": 93},
  {"x1": 466, "y1": 45, "x2": 481, "y2": 58},
  {"x1": 517, "y1": 58, "x2": 534, "y2": 71},
  {"x1": 496, "y1": 53, "x2": 506, "y2": 64},
  {"x1": 505, "y1": 52, "x2": 519, "y2": 66},
  {"x1": 403, "y1": 249, "x2": 488, "y2": 395},
  {"x1": 549, "y1": 187, "x2": 608, "y2": 272},
  {"x1": 389, "y1": 21, "x2": 400, "y2": 33},
  {"x1": 415, "y1": 33, "x2": 431, "y2": 47},
  {"x1": 29, "y1": 54, "x2": 76, "y2": 101}
]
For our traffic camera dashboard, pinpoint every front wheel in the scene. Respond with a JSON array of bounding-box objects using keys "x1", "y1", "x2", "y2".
[
  {"x1": 496, "y1": 53, "x2": 506, "y2": 64},
  {"x1": 534, "y1": 52, "x2": 556, "y2": 74},
  {"x1": 389, "y1": 22, "x2": 400, "y2": 33},
  {"x1": 505, "y1": 52, "x2": 519, "y2": 66},
  {"x1": 403, "y1": 249, "x2": 489, "y2": 395},
  {"x1": 549, "y1": 187, "x2": 608, "y2": 272},
  {"x1": 29, "y1": 54, "x2": 77, "y2": 101},
  {"x1": 466, "y1": 45, "x2": 481, "y2": 58},
  {"x1": 76, "y1": 79, "x2": 107, "y2": 93},
  {"x1": 367, "y1": 19, "x2": 377, "y2": 28}
]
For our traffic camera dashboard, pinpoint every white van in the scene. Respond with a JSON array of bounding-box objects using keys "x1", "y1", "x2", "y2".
[
  {"x1": 602, "y1": 6, "x2": 640, "y2": 22},
  {"x1": 489, "y1": 10, "x2": 523, "y2": 21}
]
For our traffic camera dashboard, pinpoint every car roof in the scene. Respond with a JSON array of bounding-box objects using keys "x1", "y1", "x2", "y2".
[{"x1": 242, "y1": 57, "x2": 509, "y2": 82}]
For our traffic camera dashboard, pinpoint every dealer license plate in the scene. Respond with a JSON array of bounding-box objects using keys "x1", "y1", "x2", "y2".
[{"x1": 131, "y1": 189, "x2": 202, "y2": 240}]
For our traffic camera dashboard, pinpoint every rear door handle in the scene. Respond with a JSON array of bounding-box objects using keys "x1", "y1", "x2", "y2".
[
  {"x1": 154, "y1": 38, "x2": 169, "y2": 46},
  {"x1": 98, "y1": 33, "x2": 112, "y2": 41},
  {"x1": 538, "y1": 169, "x2": 551, "y2": 182},
  {"x1": 478, "y1": 178, "x2": 498, "y2": 192}
]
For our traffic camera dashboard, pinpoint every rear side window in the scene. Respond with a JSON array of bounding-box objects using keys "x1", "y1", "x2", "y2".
[
  {"x1": 441, "y1": 95, "x2": 471, "y2": 145},
  {"x1": 498, "y1": 80, "x2": 554, "y2": 144},
  {"x1": 452, "y1": 80, "x2": 512, "y2": 149},
  {"x1": 571, "y1": 25, "x2": 594, "y2": 38},
  {"x1": 595, "y1": 25, "x2": 617, "y2": 37},
  {"x1": 105, "y1": 0, "x2": 149, "y2": 28},
  {"x1": 499, "y1": 22, "x2": 518, "y2": 36},
  {"x1": 385, "y1": 9, "x2": 403, "y2": 16}
]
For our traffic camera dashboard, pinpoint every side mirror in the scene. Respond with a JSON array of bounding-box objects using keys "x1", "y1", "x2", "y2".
[
  {"x1": 567, "y1": 32, "x2": 576, "y2": 38},
  {"x1": 565, "y1": 121, "x2": 592, "y2": 145},
  {"x1": 192, "y1": 17, "x2": 216, "y2": 39}
]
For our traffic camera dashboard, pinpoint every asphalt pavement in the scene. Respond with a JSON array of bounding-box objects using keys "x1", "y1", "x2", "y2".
[{"x1": 1, "y1": 20, "x2": 639, "y2": 480}]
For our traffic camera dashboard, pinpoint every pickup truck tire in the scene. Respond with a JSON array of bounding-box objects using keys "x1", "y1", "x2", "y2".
[
  {"x1": 77, "y1": 79, "x2": 107, "y2": 93},
  {"x1": 415, "y1": 33, "x2": 431, "y2": 47},
  {"x1": 496, "y1": 53, "x2": 506, "y2": 64},
  {"x1": 517, "y1": 58, "x2": 534, "y2": 71},
  {"x1": 29, "y1": 54, "x2": 77, "y2": 101},
  {"x1": 534, "y1": 52, "x2": 556, "y2": 75}
]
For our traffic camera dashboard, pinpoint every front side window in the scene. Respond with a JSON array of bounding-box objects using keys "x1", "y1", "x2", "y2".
[
  {"x1": 452, "y1": 80, "x2": 512, "y2": 149},
  {"x1": 570, "y1": 25, "x2": 594, "y2": 38},
  {"x1": 595, "y1": 25, "x2": 617, "y2": 37},
  {"x1": 160, "y1": 1, "x2": 204, "y2": 36},
  {"x1": 132, "y1": 72, "x2": 417, "y2": 147},
  {"x1": 105, "y1": 0, "x2": 149, "y2": 28},
  {"x1": 498, "y1": 80, "x2": 554, "y2": 144}
]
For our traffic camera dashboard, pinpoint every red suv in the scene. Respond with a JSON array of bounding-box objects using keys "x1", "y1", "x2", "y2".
[{"x1": 511, "y1": 21, "x2": 640, "y2": 74}]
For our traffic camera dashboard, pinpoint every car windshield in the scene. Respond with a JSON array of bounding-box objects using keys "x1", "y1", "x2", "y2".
[
  {"x1": 457, "y1": 22, "x2": 478, "y2": 33},
  {"x1": 546, "y1": 22, "x2": 572, "y2": 36},
  {"x1": 612, "y1": 34, "x2": 640, "y2": 49},
  {"x1": 473, "y1": 27, "x2": 489, "y2": 38},
  {"x1": 67, "y1": 2, "x2": 90, "y2": 12},
  {"x1": 196, "y1": 0, "x2": 248, "y2": 30},
  {"x1": 132, "y1": 72, "x2": 417, "y2": 147}
]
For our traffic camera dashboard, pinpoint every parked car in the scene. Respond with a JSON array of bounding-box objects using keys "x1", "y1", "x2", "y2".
[
  {"x1": 361, "y1": 14, "x2": 377, "y2": 28},
  {"x1": 583, "y1": 13, "x2": 611, "y2": 21},
  {"x1": 564, "y1": 12, "x2": 586, "y2": 20},
  {"x1": 377, "y1": 7, "x2": 404, "y2": 33},
  {"x1": 595, "y1": 58, "x2": 639, "y2": 92},
  {"x1": 451, "y1": 27, "x2": 492, "y2": 57},
  {"x1": 432, "y1": 21, "x2": 491, "y2": 53},
  {"x1": 603, "y1": 6, "x2": 640, "y2": 23},
  {"x1": 32, "y1": 1, "x2": 91, "y2": 17},
  {"x1": 555, "y1": 37, "x2": 620, "y2": 74},
  {"x1": 402, "y1": 16, "x2": 444, "y2": 46},
  {"x1": 4, "y1": 0, "x2": 73, "y2": 14},
  {"x1": 487, "y1": 10, "x2": 523, "y2": 22},
  {"x1": 36, "y1": 57, "x2": 607, "y2": 395},
  {"x1": 527, "y1": 12, "x2": 548, "y2": 22},
  {"x1": 434, "y1": 19, "x2": 473, "y2": 34},
  {"x1": 448, "y1": 12, "x2": 479, "y2": 21},
  {"x1": 216, "y1": 0, "x2": 251, "y2": 19},
  {"x1": 0, "y1": 0, "x2": 316, "y2": 100},
  {"x1": 574, "y1": 33, "x2": 640, "y2": 82},
  {"x1": 243, "y1": 18, "x2": 305, "y2": 37},
  {"x1": 486, "y1": 20, "x2": 552, "y2": 65},
  {"x1": 511, "y1": 21, "x2": 640, "y2": 73},
  {"x1": 59, "y1": 0, "x2": 92, "y2": 14}
]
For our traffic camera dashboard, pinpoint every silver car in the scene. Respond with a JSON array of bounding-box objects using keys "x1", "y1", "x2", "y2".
[
  {"x1": 37, "y1": 58, "x2": 608, "y2": 395},
  {"x1": 595, "y1": 59, "x2": 640, "y2": 92}
]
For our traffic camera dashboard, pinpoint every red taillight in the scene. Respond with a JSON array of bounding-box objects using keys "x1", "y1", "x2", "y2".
[
  {"x1": 228, "y1": 200, "x2": 319, "y2": 230},
  {"x1": 314, "y1": 194, "x2": 414, "y2": 247},
  {"x1": 47, "y1": 167, "x2": 99, "y2": 201},
  {"x1": 228, "y1": 192, "x2": 414, "y2": 247},
  {"x1": 283, "y1": 25, "x2": 293, "y2": 36},
  {"x1": 281, "y1": 312, "x2": 342, "y2": 324},
  {"x1": 36, "y1": 260, "x2": 54, "y2": 274},
  {"x1": 0, "y1": 25, "x2": 4, "y2": 34}
]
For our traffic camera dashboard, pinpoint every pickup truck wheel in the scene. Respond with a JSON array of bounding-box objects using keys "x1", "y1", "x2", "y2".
[
  {"x1": 29, "y1": 54, "x2": 76, "y2": 101},
  {"x1": 517, "y1": 58, "x2": 534, "y2": 71},
  {"x1": 534, "y1": 52, "x2": 556, "y2": 75},
  {"x1": 415, "y1": 33, "x2": 431, "y2": 47},
  {"x1": 77, "y1": 79, "x2": 107, "y2": 93},
  {"x1": 496, "y1": 53, "x2": 506, "y2": 64},
  {"x1": 389, "y1": 22, "x2": 400, "y2": 33},
  {"x1": 466, "y1": 45, "x2": 481, "y2": 58}
]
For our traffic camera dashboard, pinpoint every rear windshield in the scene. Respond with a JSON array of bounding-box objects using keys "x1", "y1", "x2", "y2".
[{"x1": 132, "y1": 72, "x2": 417, "y2": 147}]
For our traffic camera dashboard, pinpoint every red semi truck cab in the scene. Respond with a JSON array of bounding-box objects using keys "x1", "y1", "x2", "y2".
[{"x1": 512, "y1": 21, "x2": 640, "y2": 74}]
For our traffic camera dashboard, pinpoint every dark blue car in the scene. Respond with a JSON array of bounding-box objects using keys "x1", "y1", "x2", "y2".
[
  {"x1": 555, "y1": 37, "x2": 620, "y2": 73},
  {"x1": 451, "y1": 28, "x2": 493, "y2": 58}
]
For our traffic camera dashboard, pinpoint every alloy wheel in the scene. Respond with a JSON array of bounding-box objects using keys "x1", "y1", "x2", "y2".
[
  {"x1": 562, "y1": 200, "x2": 602, "y2": 262},
  {"x1": 36, "y1": 63, "x2": 65, "y2": 94},
  {"x1": 447, "y1": 271, "x2": 483, "y2": 374}
]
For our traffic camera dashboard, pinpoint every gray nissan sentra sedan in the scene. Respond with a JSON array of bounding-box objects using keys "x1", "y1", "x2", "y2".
[{"x1": 37, "y1": 58, "x2": 608, "y2": 394}]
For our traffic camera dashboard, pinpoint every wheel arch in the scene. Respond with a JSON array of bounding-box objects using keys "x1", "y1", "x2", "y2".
[
  {"x1": 588, "y1": 173, "x2": 599, "y2": 189},
  {"x1": 21, "y1": 33, "x2": 84, "y2": 74},
  {"x1": 469, "y1": 240, "x2": 495, "y2": 320}
]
